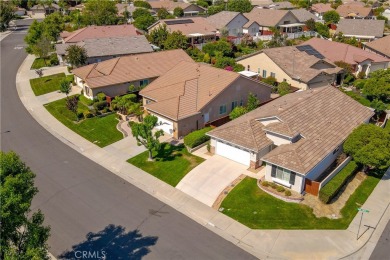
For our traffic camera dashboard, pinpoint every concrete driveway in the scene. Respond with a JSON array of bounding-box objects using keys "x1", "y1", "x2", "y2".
[{"x1": 176, "y1": 155, "x2": 248, "y2": 206}]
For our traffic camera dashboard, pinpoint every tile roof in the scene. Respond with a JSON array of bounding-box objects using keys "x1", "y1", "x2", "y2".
[
  {"x1": 291, "y1": 9, "x2": 318, "y2": 22},
  {"x1": 61, "y1": 25, "x2": 140, "y2": 43},
  {"x1": 301, "y1": 37, "x2": 390, "y2": 64},
  {"x1": 250, "y1": 0, "x2": 274, "y2": 7},
  {"x1": 310, "y1": 3, "x2": 334, "y2": 13},
  {"x1": 336, "y1": 3, "x2": 372, "y2": 17},
  {"x1": 206, "y1": 11, "x2": 248, "y2": 29},
  {"x1": 149, "y1": 17, "x2": 217, "y2": 36},
  {"x1": 243, "y1": 9, "x2": 295, "y2": 27},
  {"x1": 208, "y1": 86, "x2": 373, "y2": 175},
  {"x1": 72, "y1": 49, "x2": 193, "y2": 89},
  {"x1": 364, "y1": 35, "x2": 390, "y2": 58},
  {"x1": 55, "y1": 36, "x2": 153, "y2": 57},
  {"x1": 270, "y1": 1, "x2": 294, "y2": 9},
  {"x1": 335, "y1": 19, "x2": 385, "y2": 38},
  {"x1": 140, "y1": 61, "x2": 271, "y2": 120},
  {"x1": 149, "y1": 1, "x2": 205, "y2": 11},
  {"x1": 257, "y1": 46, "x2": 342, "y2": 83}
]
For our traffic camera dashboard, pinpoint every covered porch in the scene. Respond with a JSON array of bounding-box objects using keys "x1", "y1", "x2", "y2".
[{"x1": 279, "y1": 23, "x2": 305, "y2": 34}]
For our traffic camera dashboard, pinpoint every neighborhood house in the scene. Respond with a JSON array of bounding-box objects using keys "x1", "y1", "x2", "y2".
[
  {"x1": 207, "y1": 87, "x2": 373, "y2": 193},
  {"x1": 363, "y1": 35, "x2": 390, "y2": 59},
  {"x1": 72, "y1": 49, "x2": 194, "y2": 99},
  {"x1": 237, "y1": 46, "x2": 343, "y2": 90},
  {"x1": 149, "y1": 1, "x2": 206, "y2": 16},
  {"x1": 206, "y1": 11, "x2": 250, "y2": 37},
  {"x1": 335, "y1": 19, "x2": 385, "y2": 40},
  {"x1": 140, "y1": 62, "x2": 272, "y2": 138}
]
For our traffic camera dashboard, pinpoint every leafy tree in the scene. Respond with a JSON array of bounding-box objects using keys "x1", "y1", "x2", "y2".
[
  {"x1": 83, "y1": 0, "x2": 118, "y2": 25},
  {"x1": 220, "y1": 26, "x2": 229, "y2": 38},
  {"x1": 66, "y1": 95, "x2": 79, "y2": 120},
  {"x1": 247, "y1": 93, "x2": 260, "y2": 111},
  {"x1": 32, "y1": 36, "x2": 52, "y2": 64},
  {"x1": 122, "y1": 7, "x2": 131, "y2": 23},
  {"x1": 229, "y1": 106, "x2": 247, "y2": 120},
  {"x1": 0, "y1": 151, "x2": 50, "y2": 260},
  {"x1": 0, "y1": 1, "x2": 15, "y2": 32},
  {"x1": 134, "y1": 13, "x2": 155, "y2": 31},
  {"x1": 134, "y1": 0, "x2": 151, "y2": 9},
  {"x1": 130, "y1": 115, "x2": 164, "y2": 160},
  {"x1": 148, "y1": 24, "x2": 169, "y2": 49},
  {"x1": 112, "y1": 94, "x2": 137, "y2": 114},
  {"x1": 262, "y1": 76, "x2": 277, "y2": 86},
  {"x1": 60, "y1": 78, "x2": 71, "y2": 97},
  {"x1": 305, "y1": 18, "x2": 316, "y2": 31},
  {"x1": 207, "y1": 5, "x2": 224, "y2": 15},
  {"x1": 344, "y1": 124, "x2": 390, "y2": 170},
  {"x1": 277, "y1": 81, "x2": 290, "y2": 96},
  {"x1": 314, "y1": 22, "x2": 330, "y2": 38},
  {"x1": 132, "y1": 8, "x2": 150, "y2": 20},
  {"x1": 203, "y1": 53, "x2": 211, "y2": 63},
  {"x1": 362, "y1": 69, "x2": 390, "y2": 102},
  {"x1": 267, "y1": 27, "x2": 290, "y2": 48},
  {"x1": 196, "y1": 0, "x2": 209, "y2": 8},
  {"x1": 370, "y1": 99, "x2": 387, "y2": 119},
  {"x1": 323, "y1": 10, "x2": 340, "y2": 24},
  {"x1": 42, "y1": 12, "x2": 64, "y2": 41},
  {"x1": 173, "y1": 7, "x2": 184, "y2": 17},
  {"x1": 202, "y1": 39, "x2": 232, "y2": 57},
  {"x1": 25, "y1": 20, "x2": 44, "y2": 54},
  {"x1": 66, "y1": 45, "x2": 88, "y2": 68},
  {"x1": 157, "y1": 8, "x2": 169, "y2": 19},
  {"x1": 227, "y1": 0, "x2": 252, "y2": 12},
  {"x1": 376, "y1": 15, "x2": 388, "y2": 23},
  {"x1": 164, "y1": 31, "x2": 188, "y2": 50}
]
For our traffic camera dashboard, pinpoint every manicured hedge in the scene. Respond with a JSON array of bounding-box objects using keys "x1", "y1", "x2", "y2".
[
  {"x1": 93, "y1": 101, "x2": 108, "y2": 111},
  {"x1": 184, "y1": 127, "x2": 212, "y2": 148},
  {"x1": 319, "y1": 161, "x2": 359, "y2": 204}
]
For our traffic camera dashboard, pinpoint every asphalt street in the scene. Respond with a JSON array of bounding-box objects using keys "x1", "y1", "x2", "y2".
[
  {"x1": 0, "y1": 20, "x2": 255, "y2": 259},
  {"x1": 370, "y1": 219, "x2": 390, "y2": 260}
]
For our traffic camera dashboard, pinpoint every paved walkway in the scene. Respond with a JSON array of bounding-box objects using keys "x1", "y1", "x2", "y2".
[
  {"x1": 16, "y1": 54, "x2": 390, "y2": 259},
  {"x1": 177, "y1": 155, "x2": 247, "y2": 206}
]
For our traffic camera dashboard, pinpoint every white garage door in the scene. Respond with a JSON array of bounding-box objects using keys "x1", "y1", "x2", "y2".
[
  {"x1": 153, "y1": 114, "x2": 174, "y2": 135},
  {"x1": 216, "y1": 141, "x2": 250, "y2": 166}
]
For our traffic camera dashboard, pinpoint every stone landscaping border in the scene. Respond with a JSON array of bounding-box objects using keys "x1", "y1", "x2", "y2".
[{"x1": 258, "y1": 179, "x2": 304, "y2": 203}]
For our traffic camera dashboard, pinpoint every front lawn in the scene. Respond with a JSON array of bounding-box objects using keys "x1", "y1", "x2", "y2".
[
  {"x1": 221, "y1": 172, "x2": 383, "y2": 229},
  {"x1": 30, "y1": 73, "x2": 74, "y2": 96},
  {"x1": 44, "y1": 97, "x2": 122, "y2": 147},
  {"x1": 127, "y1": 143, "x2": 204, "y2": 186},
  {"x1": 31, "y1": 58, "x2": 48, "y2": 69}
]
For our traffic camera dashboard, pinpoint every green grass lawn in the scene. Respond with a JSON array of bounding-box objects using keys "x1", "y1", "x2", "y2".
[
  {"x1": 221, "y1": 171, "x2": 384, "y2": 229},
  {"x1": 30, "y1": 73, "x2": 74, "y2": 96},
  {"x1": 31, "y1": 58, "x2": 49, "y2": 69},
  {"x1": 44, "y1": 97, "x2": 122, "y2": 147},
  {"x1": 343, "y1": 90, "x2": 371, "y2": 107},
  {"x1": 127, "y1": 143, "x2": 204, "y2": 186},
  {"x1": 385, "y1": 120, "x2": 390, "y2": 132}
]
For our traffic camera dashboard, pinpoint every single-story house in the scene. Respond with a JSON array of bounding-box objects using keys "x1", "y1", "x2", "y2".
[
  {"x1": 116, "y1": 3, "x2": 156, "y2": 20},
  {"x1": 382, "y1": 9, "x2": 390, "y2": 24},
  {"x1": 363, "y1": 35, "x2": 390, "y2": 59},
  {"x1": 206, "y1": 11, "x2": 249, "y2": 37},
  {"x1": 60, "y1": 24, "x2": 141, "y2": 44},
  {"x1": 250, "y1": 0, "x2": 274, "y2": 7},
  {"x1": 139, "y1": 61, "x2": 272, "y2": 138},
  {"x1": 55, "y1": 35, "x2": 153, "y2": 65},
  {"x1": 243, "y1": 9, "x2": 303, "y2": 36},
  {"x1": 310, "y1": 3, "x2": 334, "y2": 20},
  {"x1": 72, "y1": 49, "x2": 194, "y2": 99},
  {"x1": 207, "y1": 86, "x2": 373, "y2": 193},
  {"x1": 237, "y1": 46, "x2": 343, "y2": 89},
  {"x1": 335, "y1": 19, "x2": 385, "y2": 40},
  {"x1": 149, "y1": 1, "x2": 206, "y2": 16},
  {"x1": 148, "y1": 17, "x2": 217, "y2": 45},
  {"x1": 268, "y1": 1, "x2": 295, "y2": 10},
  {"x1": 301, "y1": 38, "x2": 390, "y2": 76},
  {"x1": 29, "y1": 3, "x2": 60, "y2": 15},
  {"x1": 335, "y1": 3, "x2": 374, "y2": 19}
]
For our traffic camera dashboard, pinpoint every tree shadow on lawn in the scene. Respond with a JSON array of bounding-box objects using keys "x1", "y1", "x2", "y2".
[
  {"x1": 154, "y1": 143, "x2": 185, "y2": 162},
  {"x1": 58, "y1": 224, "x2": 158, "y2": 260}
]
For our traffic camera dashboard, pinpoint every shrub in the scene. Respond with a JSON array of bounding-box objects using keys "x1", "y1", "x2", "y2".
[
  {"x1": 353, "y1": 79, "x2": 366, "y2": 90},
  {"x1": 96, "y1": 92, "x2": 106, "y2": 102},
  {"x1": 77, "y1": 112, "x2": 84, "y2": 119},
  {"x1": 207, "y1": 142, "x2": 211, "y2": 152},
  {"x1": 319, "y1": 161, "x2": 358, "y2": 203},
  {"x1": 285, "y1": 190, "x2": 291, "y2": 196},
  {"x1": 102, "y1": 107, "x2": 109, "y2": 113},
  {"x1": 67, "y1": 66, "x2": 72, "y2": 73},
  {"x1": 261, "y1": 181, "x2": 270, "y2": 187},
  {"x1": 83, "y1": 110, "x2": 93, "y2": 118},
  {"x1": 276, "y1": 186, "x2": 285, "y2": 193},
  {"x1": 270, "y1": 182, "x2": 277, "y2": 189},
  {"x1": 93, "y1": 101, "x2": 107, "y2": 111},
  {"x1": 183, "y1": 127, "x2": 212, "y2": 148},
  {"x1": 262, "y1": 76, "x2": 277, "y2": 86},
  {"x1": 49, "y1": 53, "x2": 59, "y2": 66}
]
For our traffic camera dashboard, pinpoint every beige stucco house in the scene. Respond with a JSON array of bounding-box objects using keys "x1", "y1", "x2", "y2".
[
  {"x1": 237, "y1": 46, "x2": 343, "y2": 90},
  {"x1": 139, "y1": 62, "x2": 272, "y2": 139},
  {"x1": 207, "y1": 87, "x2": 373, "y2": 194},
  {"x1": 72, "y1": 49, "x2": 193, "y2": 99}
]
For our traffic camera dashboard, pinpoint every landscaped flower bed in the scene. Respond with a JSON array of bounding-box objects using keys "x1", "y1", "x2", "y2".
[{"x1": 258, "y1": 178, "x2": 303, "y2": 203}]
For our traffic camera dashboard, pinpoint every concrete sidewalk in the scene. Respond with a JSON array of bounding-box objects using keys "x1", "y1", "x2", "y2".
[{"x1": 16, "y1": 54, "x2": 390, "y2": 259}]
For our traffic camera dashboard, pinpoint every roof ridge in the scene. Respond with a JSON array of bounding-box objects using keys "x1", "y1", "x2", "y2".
[
  {"x1": 249, "y1": 120, "x2": 262, "y2": 150},
  {"x1": 85, "y1": 63, "x2": 99, "y2": 79},
  {"x1": 64, "y1": 27, "x2": 87, "y2": 43}
]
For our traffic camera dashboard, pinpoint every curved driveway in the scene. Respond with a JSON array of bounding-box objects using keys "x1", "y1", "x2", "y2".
[{"x1": 0, "y1": 21, "x2": 255, "y2": 259}]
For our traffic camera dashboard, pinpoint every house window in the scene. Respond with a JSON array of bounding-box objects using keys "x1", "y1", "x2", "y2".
[
  {"x1": 231, "y1": 100, "x2": 238, "y2": 110},
  {"x1": 240, "y1": 99, "x2": 244, "y2": 106},
  {"x1": 262, "y1": 70, "x2": 267, "y2": 78},
  {"x1": 85, "y1": 86, "x2": 90, "y2": 96},
  {"x1": 251, "y1": 27, "x2": 257, "y2": 33},
  {"x1": 271, "y1": 165, "x2": 296, "y2": 185},
  {"x1": 145, "y1": 99, "x2": 152, "y2": 104},
  {"x1": 140, "y1": 79, "x2": 149, "y2": 87},
  {"x1": 258, "y1": 68, "x2": 261, "y2": 74},
  {"x1": 271, "y1": 72, "x2": 276, "y2": 78},
  {"x1": 219, "y1": 104, "x2": 227, "y2": 115}
]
